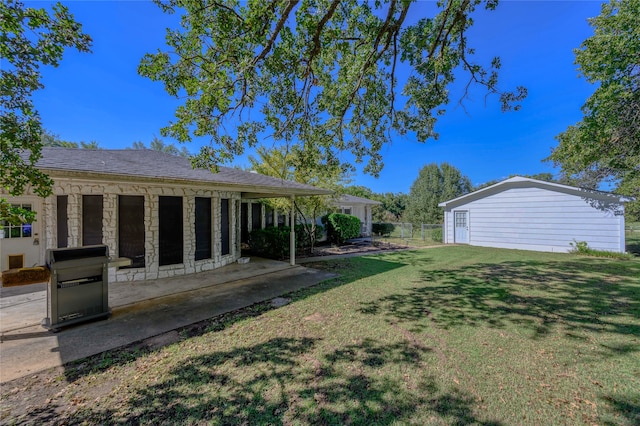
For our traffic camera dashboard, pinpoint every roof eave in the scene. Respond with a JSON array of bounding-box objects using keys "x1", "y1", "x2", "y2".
[
  {"x1": 439, "y1": 176, "x2": 630, "y2": 208},
  {"x1": 43, "y1": 169, "x2": 333, "y2": 198}
]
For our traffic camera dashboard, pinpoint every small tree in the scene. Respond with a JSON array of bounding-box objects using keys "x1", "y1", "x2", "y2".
[{"x1": 248, "y1": 146, "x2": 346, "y2": 252}]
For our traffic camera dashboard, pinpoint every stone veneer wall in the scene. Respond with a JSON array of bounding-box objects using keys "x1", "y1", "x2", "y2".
[{"x1": 42, "y1": 179, "x2": 241, "y2": 282}]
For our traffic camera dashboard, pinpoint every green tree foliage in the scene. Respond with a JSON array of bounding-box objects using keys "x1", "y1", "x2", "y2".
[
  {"x1": 342, "y1": 185, "x2": 376, "y2": 200},
  {"x1": 547, "y1": 0, "x2": 639, "y2": 219},
  {"x1": 404, "y1": 163, "x2": 472, "y2": 224},
  {"x1": 341, "y1": 185, "x2": 407, "y2": 222},
  {"x1": 248, "y1": 145, "x2": 347, "y2": 251},
  {"x1": 41, "y1": 130, "x2": 101, "y2": 149},
  {"x1": 140, "y1": 0, "x2": 526, "y2": 176},
  {"x1": 129, "y1": 136, "x2": 190, "y2": 157},
  {"x1": 1, "y1": 0, "x2": 91, "y2": 223},
  {"x1": 474, "y1": 172, "x2": 555, "y2": 191},
  {"x1": 378, "y1": 192, "x2": 408, "y2": 222}
]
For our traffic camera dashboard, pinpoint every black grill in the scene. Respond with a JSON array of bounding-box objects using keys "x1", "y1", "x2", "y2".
[{"x1": 44, "y1": 245, "x2": 110, "y2": 330}]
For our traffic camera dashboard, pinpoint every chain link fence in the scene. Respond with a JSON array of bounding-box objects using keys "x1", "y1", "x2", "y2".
[{"x1": 372, "y1": 222, "x2": 444, "y2": 246}]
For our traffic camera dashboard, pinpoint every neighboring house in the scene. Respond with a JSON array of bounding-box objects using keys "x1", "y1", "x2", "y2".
[
  {"x1": 0, "y1": 148, "x2": 330, "y2": 281},
  {"x1": 332, "y1": 195, "x2": 381, "y2": 237},
  {"x1": 240, "y1": 194, "x2": 381, "y2": 241},
  {"x1": 438, "y1": 176, "x2": 630, "y2": 253}
]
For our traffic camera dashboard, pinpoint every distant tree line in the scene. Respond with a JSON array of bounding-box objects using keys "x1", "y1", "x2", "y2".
[{"x1": 41, "y1": 132, "x2": 190, "y2": 157}]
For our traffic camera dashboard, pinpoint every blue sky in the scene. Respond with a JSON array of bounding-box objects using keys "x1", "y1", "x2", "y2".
[{"x1": 28, "y1": 0, "x2": 605, "y2": 193}]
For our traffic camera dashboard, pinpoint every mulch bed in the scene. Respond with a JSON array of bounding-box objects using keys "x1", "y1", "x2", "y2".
[
  {"x1": 1, "y1": 267, "x2": 50, "y2": 287},
  {"x1": 298, "y1": 241, "x2": 410, "y2": 258}
]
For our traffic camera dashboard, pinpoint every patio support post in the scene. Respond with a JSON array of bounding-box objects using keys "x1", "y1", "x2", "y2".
[{"x1": 290, "y1": 195, "x2": 295, "y2": 266}]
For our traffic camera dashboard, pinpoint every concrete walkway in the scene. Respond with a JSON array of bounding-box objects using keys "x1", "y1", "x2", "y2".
[{"x1": 0, "y1": 258, "x2": 338, "y2": 383}]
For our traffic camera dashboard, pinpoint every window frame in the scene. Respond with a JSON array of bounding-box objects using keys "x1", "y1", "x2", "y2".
[{"x1": 3, "y1": 203, "x2": 33, "y2": 239}]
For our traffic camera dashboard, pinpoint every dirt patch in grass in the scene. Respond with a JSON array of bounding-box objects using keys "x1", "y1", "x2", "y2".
[{"x1": 300, "y1": 240, "x2": 415, "y2": 258}]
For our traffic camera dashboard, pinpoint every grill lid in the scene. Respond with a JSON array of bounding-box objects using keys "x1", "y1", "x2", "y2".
[{"x1": 47, "y1": 245, "x2": 109, "y2": 264}]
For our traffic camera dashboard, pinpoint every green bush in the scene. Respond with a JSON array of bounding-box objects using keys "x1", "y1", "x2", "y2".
[
  {"x1": 322, "y1": 213, "x2": 361, "y2": 245},
  {"x1": 295, "y1": 223, "x2": 324, "y2": 251},
  {"x1": 248, "y1": 225, "x2": 323, "y2": 259},
  {"x1": 249, "y1": 226, "x2": 290, "y2": 259},
  {"x1": 372, "y1": 223, "x2": 395, "y2": 236},
  {"x1": 431, "y1": 227, "x2": 443, "y2": 242},
  {"x1": 569, "y1": 240, "x2": 633, "y2": 260}
]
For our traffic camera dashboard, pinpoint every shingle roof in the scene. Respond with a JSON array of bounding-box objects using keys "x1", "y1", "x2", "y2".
[
  {"x1": 337, "y1": 194, "x2": 382, "y2": 205},
  {"x1": 438, "y1": 176, "x2": 632, "y2": 207},
  {"x1": 36, "y1": 148, "x2": 331, "y2": 197}
]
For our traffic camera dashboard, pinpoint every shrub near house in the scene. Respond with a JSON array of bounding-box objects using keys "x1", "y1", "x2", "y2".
[
  {"x1": 322, "y1": 213, "x2": 361, "y2": 245},
  {"x1": 372, "y1": 223, "x2": 395, "y2": 236},
  {"x1": 249, "y1": 225, "x2": 324, "y2": 259}
]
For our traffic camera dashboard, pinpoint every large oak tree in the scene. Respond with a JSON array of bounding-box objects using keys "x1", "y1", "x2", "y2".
[
  {"x1": 140, "y1": 0, "x2": 526, "y2": 177},
  {"x1": 548, "y1": 0, "x2": 639, "y2": 219},
  {"x1": 1, "y1": 0, "x2": 91, "y2": 223}
]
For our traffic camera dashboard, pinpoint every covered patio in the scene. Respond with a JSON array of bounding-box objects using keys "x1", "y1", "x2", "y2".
[{"x1": 0, "y1": 258, "x2": 338, "y2": 383}]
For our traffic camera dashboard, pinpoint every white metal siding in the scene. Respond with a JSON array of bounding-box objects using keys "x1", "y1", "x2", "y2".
[{"x1": 443, "y1": 187, "x2": 624, "y2": 253}]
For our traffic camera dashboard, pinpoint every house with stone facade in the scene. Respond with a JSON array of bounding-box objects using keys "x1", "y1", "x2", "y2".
[{"x1": 0, "y1": 148, "x2": 330, "y2": 282}]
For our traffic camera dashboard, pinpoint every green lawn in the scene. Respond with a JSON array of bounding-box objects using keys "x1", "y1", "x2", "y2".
[
  {"x1": 627, "y1": 222, "x2": 640, "y2": 255},
  {"x1": 4, "y1": 246, "x2": 639, "y2": 425}
]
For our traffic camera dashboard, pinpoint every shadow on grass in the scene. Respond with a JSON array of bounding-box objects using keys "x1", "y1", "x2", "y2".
[
  {"x1": 626, "y1": 238, "x2": 640, "y2": 256},
  {"x1": 55, "y1": 256, "x2": 407, "y2": 384},
  {"x1": 38, "y1": 336, "x2": 502, "y2": 425},
  {"x1": 600, "y1": 394, "x2": 640, "y2": 426},
  {"x1": 359, "y1": 258, "x2": 640, "y2": 347}
]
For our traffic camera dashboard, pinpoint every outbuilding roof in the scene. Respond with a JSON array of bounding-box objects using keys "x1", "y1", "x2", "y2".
[
  {"x1": 35, "y1": 148, "x2": 332, "y2": 198},
  {"x1": 438, "y1": 176, "x2": 632, "y2": 208},
  {"x1": 337, "y1": 194, "x2": 382, "y2": 205}
]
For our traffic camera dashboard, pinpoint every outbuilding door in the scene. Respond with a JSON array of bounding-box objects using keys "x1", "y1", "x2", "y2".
[{"x1": 454, "y1": 210, "x2": 469, "y2": 244}]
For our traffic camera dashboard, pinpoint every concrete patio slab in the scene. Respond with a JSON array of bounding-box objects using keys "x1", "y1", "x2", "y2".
[
  {"x1": 0, "y1": 259, "x2": 338, "y2": 384},
  {"x1": 0, "y1": 257, "x2": 297, "y2": 334}
]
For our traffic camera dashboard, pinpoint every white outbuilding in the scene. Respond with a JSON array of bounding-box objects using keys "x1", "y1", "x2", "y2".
[{"x1": 438, "y1": 176, "x2": 630, "y2": 253}]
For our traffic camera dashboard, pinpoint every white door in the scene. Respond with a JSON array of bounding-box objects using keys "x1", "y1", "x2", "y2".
[
  {"x1": 1, "y1": 198, "x2": 43, "y2": 270},
  {"x1": 454, "y1": 211, "x2": 469, "y2": 244}
]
